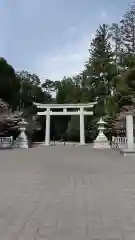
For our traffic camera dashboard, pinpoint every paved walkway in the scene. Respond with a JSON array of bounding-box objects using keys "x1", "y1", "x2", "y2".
[{"x1": 0, "y1": 146, "x2": 135, "y2": 239}]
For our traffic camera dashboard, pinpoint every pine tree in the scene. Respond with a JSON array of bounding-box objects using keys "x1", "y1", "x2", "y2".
[
  {"x1": 90, "y1": 24, "x2": 113, "y2": 65},
  {"x1": 86, "y1": 24, "x2": 116, "y2": 116},
  {"x1": 120, "y1": 2, "x2": 135, "y2": 54},
  {"x1": 109, "y1": 23, "x2": 124, "y2": 65}
]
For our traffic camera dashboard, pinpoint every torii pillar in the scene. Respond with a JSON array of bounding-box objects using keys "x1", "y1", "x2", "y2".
[
  {"x1": 45, "y1": 108, "x2": 51, "y2": 145},
  {"x1": 80, "y1": 107, "x2": 85, "y2": 145}
]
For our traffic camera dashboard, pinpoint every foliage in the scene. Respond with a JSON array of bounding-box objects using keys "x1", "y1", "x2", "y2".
[{"x1": 1, "y1": 2, "x2": 135, "y2": 141}]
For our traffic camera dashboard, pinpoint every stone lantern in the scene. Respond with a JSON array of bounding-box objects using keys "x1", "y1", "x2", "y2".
[
  {"x1": 93, "y1": 118, "x2": 110, "y2": 149},
  {"x1": 17, "y1": 119, "x2": 28, "y2": 148}
]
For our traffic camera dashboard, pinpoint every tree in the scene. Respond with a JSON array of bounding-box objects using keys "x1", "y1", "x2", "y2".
[
  {"x1": 0, "y1": 98, "x2": 23, "y2": 134},
  {"x1": 66, "y1": 116, "x2": 80, "y2": 141},
  {"x1": 85, "y1": 24, "x2": 115, "y2": 116},
  {"x1": 42, "y1": 79, "x2": 56, "y2": 94},
  {"x1": 120, "y1": 2, "x2": 135, "y2": 54},
  {"x1": 0, "y1": 58, "x2": 20, "y2": 109},
  {"x1": 109, "y1": 23, "x2": 124, "y2": 65},
  {"x1": 56, "y1": 76, "x2": 83, "y2": 103},
  {"x1": 17, "y1": 71, "x2": 51, "y2": 110}
]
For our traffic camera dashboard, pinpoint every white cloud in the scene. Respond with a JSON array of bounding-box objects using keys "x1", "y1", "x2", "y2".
[{"x1": 34, "y1": 34, "x2": 91, "y2": 81}]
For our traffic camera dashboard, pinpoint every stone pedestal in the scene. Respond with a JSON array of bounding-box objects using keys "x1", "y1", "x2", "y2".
[
  {"x1": 17, "y1": 119, "x2": 28, "y2": 148},
  {"x1": 120, "y1": 148, "x2": 135, "y2": 156},
  {"x1": 93, "y1": 118, "x2": 110, "y2": 149}
]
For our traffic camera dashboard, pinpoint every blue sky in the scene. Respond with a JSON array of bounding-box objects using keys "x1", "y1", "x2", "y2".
[{"x1": 0, "y1": 0, "x2": 133, "y2": 81}]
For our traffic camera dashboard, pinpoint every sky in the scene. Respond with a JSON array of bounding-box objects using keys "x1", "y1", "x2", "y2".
[{"x1": 0, "y1": 0, "x2": 133, "y2": 81}]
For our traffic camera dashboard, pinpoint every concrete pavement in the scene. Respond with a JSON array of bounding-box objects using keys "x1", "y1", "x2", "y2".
[{"x1": 0, "y1": 146, "x2": 135, "y2": 239}]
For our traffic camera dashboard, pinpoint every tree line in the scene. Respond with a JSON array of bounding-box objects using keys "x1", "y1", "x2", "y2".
[{"x1": 1, "y1": 2, "x2": 135, "y2": 141}]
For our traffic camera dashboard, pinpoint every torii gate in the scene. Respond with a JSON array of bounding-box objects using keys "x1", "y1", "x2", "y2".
[{"x1": 34, "y1": 102, "x2": 96, "y2": 145}]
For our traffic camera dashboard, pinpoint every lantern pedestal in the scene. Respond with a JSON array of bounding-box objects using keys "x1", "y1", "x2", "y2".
[{"x1": 93, "y1": 118, "x2": 110, "y2": 149}]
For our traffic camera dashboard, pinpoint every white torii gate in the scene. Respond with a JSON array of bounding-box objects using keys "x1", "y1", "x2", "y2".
[{"x1": 34, "y1": 102, "x2": 96, "y2": 145}]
